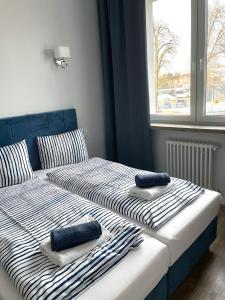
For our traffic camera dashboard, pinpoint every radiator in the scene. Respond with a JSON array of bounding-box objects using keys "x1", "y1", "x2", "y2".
[{"x1": 166, "y1": 140, "x2": 218, "y2": 189}]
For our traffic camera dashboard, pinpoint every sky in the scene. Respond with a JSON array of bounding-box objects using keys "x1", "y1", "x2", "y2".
[{"x1": 153, "y1": 0, "x2": 191, "y2": 74}]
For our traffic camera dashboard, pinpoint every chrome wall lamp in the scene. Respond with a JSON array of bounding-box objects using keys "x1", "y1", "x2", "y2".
[{"x1": 54, "y1": 46, "x2": 70, "y2": 69}]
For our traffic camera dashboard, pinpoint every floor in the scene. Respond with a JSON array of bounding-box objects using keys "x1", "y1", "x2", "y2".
[{"x1": 170, "y1": 205, "x2": 225, "y2": 300}]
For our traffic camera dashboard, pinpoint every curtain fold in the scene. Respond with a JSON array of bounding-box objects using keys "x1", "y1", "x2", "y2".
[{"x1": 98, "y1": 0, "x2": 153, "y2": 170}]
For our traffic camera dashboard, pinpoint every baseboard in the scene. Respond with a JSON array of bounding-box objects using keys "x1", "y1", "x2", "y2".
[
  {"x1": 213, "y1": 190, "x2": 225, "y2": 205},
  {"x1": 221, "y1": 197, "x2": 225, "y2": 205},
  {"x1": 218, "y1": 193, "x2": 225, "y2": 205}
]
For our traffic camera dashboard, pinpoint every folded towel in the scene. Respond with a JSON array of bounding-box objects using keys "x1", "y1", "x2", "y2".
[
  {"x1": 129, "y1": 181, "x2": 175, "y2": 201},
  {"x1": 135, "y1": 172, "x2": 171, "y2": 188},
  {"x1": 51, "y1": 219, "x2": 102, "y2": 252},
  {"x1": 40, "y1": 215, "x2": 111, "y2": 266}
]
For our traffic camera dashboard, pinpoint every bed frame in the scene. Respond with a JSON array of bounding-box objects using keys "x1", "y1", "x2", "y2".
[{"x1": 0, "y1": 109, "x2": 217, "y2": 300}]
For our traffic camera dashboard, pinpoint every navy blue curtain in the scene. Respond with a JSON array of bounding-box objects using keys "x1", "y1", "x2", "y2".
[{"x1": 98, "y1": 0, "x2": 153, "y2": 171}]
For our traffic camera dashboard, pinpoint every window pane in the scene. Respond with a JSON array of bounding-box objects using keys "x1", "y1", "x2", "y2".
[
  {"x1": 150, "y1": 0, "x2": 191, "y2": 115},
  {"x1": 206, "y1": 0, "x2": 225, "y2": 115}
]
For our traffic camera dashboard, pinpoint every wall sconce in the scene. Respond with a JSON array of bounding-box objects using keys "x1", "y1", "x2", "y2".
[{"x1": 54, "y1": 46, "x2": 70, "y2": 69}]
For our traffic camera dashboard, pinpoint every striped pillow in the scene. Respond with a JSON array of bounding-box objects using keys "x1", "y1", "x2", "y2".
[
  {"x1": 0, "y1": 140, "x2": 34, "y2": 188},
  {"x1": 37, "y1": 129, "x2": 89, "y2": 169}
]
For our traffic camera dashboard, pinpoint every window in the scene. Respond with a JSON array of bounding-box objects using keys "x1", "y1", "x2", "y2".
[
  {"x1": 146, "y1": 0, "x2": 225, "y2": 123},
  {"x1": 206, "y1": 0, "x2": 225, "y2": 116}
]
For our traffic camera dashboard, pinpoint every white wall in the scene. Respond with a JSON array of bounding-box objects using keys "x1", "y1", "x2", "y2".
[
  {"x1": 152, "y1": 128, "x2": 225, "y2": 200},
  {"x1": 0, "y1": 0, "x2": 105, "y2": 158}
]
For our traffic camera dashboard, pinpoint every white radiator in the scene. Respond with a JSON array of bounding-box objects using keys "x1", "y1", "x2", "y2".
[{"x1": 166, "y1": 140, "x2": 218, "y2": 189}]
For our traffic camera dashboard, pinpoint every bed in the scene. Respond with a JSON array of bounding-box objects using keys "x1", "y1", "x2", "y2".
[
  {"x1": 29, "y1": 108, "x2": 221, "y2": 295},
  {"x1": 0, "y1": 109, "x2": 169, "y2": 300},
  {"x1": 0, "y1": 108, "x2": 220, "y2": 297},
  {"x1": 37, "y1": 164, "x2": 220, "y2": 295}
]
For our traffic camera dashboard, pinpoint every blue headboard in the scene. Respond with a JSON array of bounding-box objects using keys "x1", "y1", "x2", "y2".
[{"x1": 0, "y1": 109, "x2": 78, "y2": 170}]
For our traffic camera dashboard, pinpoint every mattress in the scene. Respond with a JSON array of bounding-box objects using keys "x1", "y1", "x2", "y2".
[
  {"x1": 0, "y1": 233, "x2": 169, "y2": 300},
  {"x1": 93, "y1": 190, "x2": 220, "y2": 266},
  {"x1": 35, "y1": 167, "x2": 221, "y2": 266}
]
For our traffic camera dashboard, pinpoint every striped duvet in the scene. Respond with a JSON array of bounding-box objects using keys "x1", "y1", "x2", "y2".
[
  {"x1": 0, "y1": 178, "x2": 143, "y2": 300},
  {"x1": 47, "y1": 158, "x2": 205, "y2": 230}
]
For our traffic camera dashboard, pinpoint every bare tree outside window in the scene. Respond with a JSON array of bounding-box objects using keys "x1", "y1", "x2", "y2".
[
  {"x1": 151, "y1": 0, "x2": 225, "y2": 117},
  {"x1": 153, "y1": 22, "x2": 179, "y2": 112},
  {"x1": 207, "y1": 0, "x2": 225, "y2": 115},
  {"x1": 152, "y1": 0, "x2": 191, "y2": 115}
]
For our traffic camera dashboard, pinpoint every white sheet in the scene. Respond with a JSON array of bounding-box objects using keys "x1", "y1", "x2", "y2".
[
  {"x1": 0, "y1": 233, "x2": 169, "y2": 300},
  {"x1": 34, "y1": 166, "x2": 70, "y2": 179},
  {"x1": 35, "y1": 166, "x2": 221, "y2": 266}
]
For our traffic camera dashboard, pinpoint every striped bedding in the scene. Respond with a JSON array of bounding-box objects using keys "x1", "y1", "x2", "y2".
[
  {"x1": 47, "y1": 158, "x2": 205, "y2": 231},
  {"x1": 0, "y1": 140, "x2": 34, "y2": 188},
  {"x1": 0, "y1": 178, "x2": 143, "y2": 300},
  {"x1": 37, "y1": 129, "x2": 88, "y2": 169}
]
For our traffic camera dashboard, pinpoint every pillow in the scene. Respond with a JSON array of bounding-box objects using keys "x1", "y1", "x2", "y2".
[
  {"x1": 0, "y1": 140, "x2": 34, "y2": 188},
  {"x1": 37, "y1": 128, "x2": 89, "y2": 169}
]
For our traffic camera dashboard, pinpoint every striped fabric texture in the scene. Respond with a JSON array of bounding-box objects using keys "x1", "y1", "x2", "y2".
[
  {"x1": 0, "y1": 140, "x2": 34, "y2": 188},
  {"x1": 47, "y1": 158, "x2": 205, "y2": 230},
  {"x1": 0, "y1": 178, "x2": 143, "y2": 300},
  {"x1": 37, "y1": 129, "x2": 89, "y2": 169}
]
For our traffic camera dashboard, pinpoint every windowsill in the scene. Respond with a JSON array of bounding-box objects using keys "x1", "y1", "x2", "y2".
[{"x1": 151, "y1": 123, "x2": 225, "y2": 133}]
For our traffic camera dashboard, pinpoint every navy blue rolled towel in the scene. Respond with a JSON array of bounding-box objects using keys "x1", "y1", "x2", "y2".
[
  {"x1": 135, "y1": 173, "x2": 171, "y2": 188},
  {"x1": 51, "y1": 220, "x2": 102, "y2": 252}
]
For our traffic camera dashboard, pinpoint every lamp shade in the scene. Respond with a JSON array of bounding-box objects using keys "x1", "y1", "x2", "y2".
[{"x1": 54, "y1": 46, "x2": 70, "y2": 59}]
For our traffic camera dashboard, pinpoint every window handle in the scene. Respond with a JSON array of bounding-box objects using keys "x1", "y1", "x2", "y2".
[
  {"x1": 199, "y1": 58, "x2": 204, "y2": 72},
  {"x1": 191, "y1": 61, "x2": 196, "y2": 72}
]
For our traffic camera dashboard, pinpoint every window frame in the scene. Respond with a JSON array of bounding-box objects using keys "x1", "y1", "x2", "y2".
[
  {"x1": 196, "y1": 0, "x2": 225, "y2": 123},
  {"x1": 147, "y1": 0, "x2": 225, "y2": 124}
]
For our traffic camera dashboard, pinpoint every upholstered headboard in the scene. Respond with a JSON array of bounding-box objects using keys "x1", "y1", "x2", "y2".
[{"x1": 0, "y1": 109, "x2": 78, "y2": 170}]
